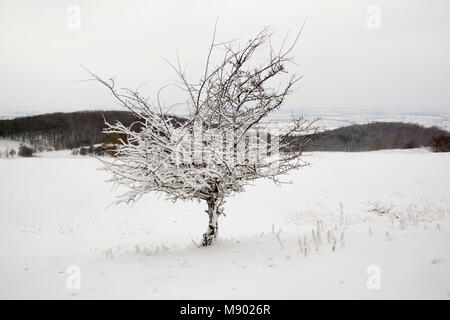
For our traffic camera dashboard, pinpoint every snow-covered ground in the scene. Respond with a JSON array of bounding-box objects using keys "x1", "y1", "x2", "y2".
[
  {"x1": 0, "y1": 139, "x2": 22, "y2": 154},
  {"x1": 0, "y1": 149, "x2": 449, "y2": 299}
]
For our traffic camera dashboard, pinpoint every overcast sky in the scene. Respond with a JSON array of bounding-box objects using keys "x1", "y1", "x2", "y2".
[{"x1": 0, "y1": 0, "x2": 449, "y2": 116}]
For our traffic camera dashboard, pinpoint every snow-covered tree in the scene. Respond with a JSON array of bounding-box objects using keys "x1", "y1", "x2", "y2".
[{"x1": 88, "y1": 26, "x2": 317, "y2": 246}]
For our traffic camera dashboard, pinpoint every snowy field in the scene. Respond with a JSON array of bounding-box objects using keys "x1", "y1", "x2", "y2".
[{"x1": 0, "y1": 149, "x2": 449, "y2": 299}]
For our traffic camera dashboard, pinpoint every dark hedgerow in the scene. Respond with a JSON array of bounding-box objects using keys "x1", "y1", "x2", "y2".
[
  {"x1": 430, "y1": 134, "x2": 450, "y2": 152},
  {"x1": 18, "y1": 144, "x2": 35, "y2": 157}
]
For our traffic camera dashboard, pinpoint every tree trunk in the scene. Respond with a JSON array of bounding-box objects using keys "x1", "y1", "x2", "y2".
[{"x1": 201, "y1": 199, "x2": 220, "y2": 246}]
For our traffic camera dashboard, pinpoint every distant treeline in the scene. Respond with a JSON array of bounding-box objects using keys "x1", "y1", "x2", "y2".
[
  {"x1": 0, "y1": 110, "x2": 184, "y2": 150},
  {"x1": 302, "y1": 122, "x2": 449, "y2": 152},
  {"x1": 0, "y1": 111, "x2": 448, "y2": 152}
]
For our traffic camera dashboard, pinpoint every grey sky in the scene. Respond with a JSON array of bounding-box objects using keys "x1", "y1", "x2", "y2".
[{"x1": 0, "y1": 0, "x2": 449, "y2": 116}]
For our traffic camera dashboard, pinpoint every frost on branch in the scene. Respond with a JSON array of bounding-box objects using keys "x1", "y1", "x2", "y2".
[{"x1": 87, "y1": 25, "x2": 318, "y2": 246}]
